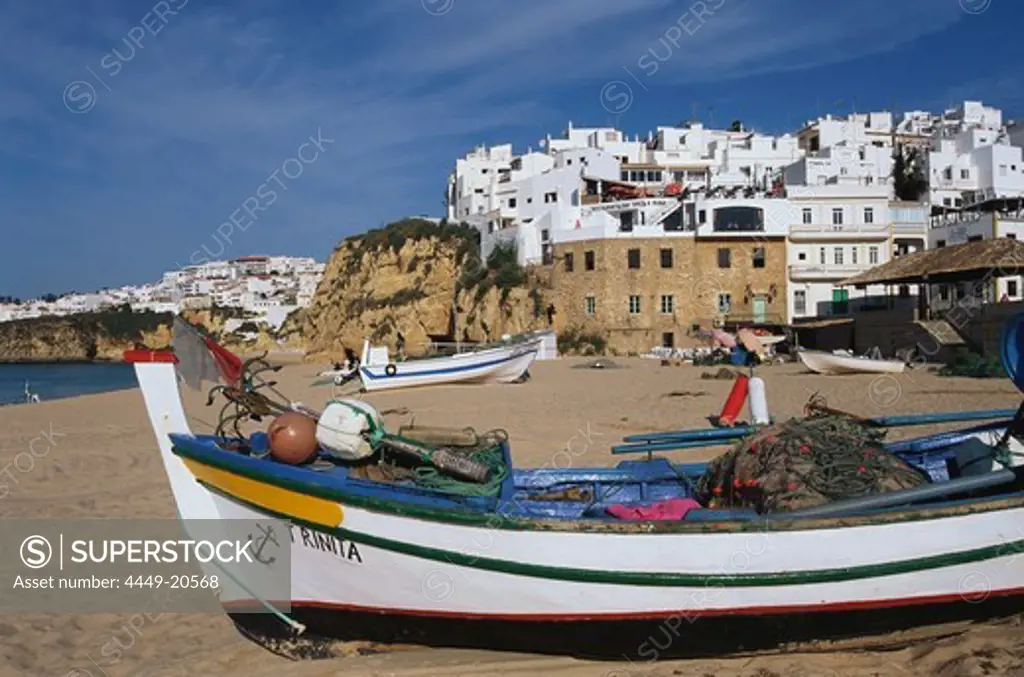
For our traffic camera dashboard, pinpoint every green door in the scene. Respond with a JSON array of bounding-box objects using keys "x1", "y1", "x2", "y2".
[
  {"x1": 832, "y1": 288, "x2": 849, "y2": 315},
  {"x1": 752, "y1": 296, "x2": 767, "y2": 323}
]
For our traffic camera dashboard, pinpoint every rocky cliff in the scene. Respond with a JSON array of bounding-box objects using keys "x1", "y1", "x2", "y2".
[
  {"x1": 303, "y1": 220, "x2": 550, "y2": 360},
  {"x1": 0, "y1": 308, "x2": 174, "y2": 362},
  {"x1": 0, "y1": 306, "x2": 297, "y2": 362},
  {"x1": 0, "y1": 221, "x2": 550, "y2": 362}
]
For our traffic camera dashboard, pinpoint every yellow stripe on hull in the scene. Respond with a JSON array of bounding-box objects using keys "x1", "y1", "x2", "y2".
[{"x1": 183, "y1": 459, "x2": 343, "y2": 527}]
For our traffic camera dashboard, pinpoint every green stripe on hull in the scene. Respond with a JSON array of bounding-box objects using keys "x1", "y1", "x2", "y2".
[
  {"x1": 201, "y1": 480, "x2": 1024, "y2": 588},
  {"x1": 171, "y1": 444, "x2": 1024, "y2": 534}
]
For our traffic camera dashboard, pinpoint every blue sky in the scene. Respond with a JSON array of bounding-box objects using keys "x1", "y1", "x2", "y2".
[{"x1": 0, "y1": 0, "x2": 1020, "y2": 298}]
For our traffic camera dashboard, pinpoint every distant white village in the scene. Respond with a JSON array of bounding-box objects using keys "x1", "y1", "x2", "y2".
[{"x1": 0, "y1": 255, "x2": 326, "y2": 332}]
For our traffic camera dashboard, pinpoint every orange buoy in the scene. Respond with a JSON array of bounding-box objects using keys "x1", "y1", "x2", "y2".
[
  {"x1": 268, "y1": 412, "x2": 319, "y2": 465},
  {"x1": 717, "y1": 374, "x2": 749, "y2": 427}
]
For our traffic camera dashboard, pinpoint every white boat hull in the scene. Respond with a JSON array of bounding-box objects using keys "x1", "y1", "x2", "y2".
[
  {"x1": 201, "y1": 443, "x2": 1024, "y2": 619},
  {"x1": 798, "y1": 349, "x2": 906, "y2": 375},
  {"x1": 358, "y1": 339, "x2": 540, "y2": 392}
]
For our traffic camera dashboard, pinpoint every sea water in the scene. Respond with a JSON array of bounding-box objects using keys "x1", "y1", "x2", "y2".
[{"x1": 0, "y1": 363, "x2": 137, "y2": 406}]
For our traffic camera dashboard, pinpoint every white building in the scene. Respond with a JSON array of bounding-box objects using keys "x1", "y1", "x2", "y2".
[
  {"x1": 926, "y1": 101, "x2": 1024, "y2": 209},
  {"x1": 449, "y1": 120, "x2": 810, "y2": 267}
]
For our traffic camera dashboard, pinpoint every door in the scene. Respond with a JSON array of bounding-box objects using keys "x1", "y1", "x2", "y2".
[
  {"x1": 832, "y1": 288, "x2": 849, "y2": 315},
  {"x1": 752, "y1": 296, "x2": 767, "y2": 324}
]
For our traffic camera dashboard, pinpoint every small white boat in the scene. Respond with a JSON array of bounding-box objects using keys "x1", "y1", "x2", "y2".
[
  {"x1": 797, "y1": 349, "x2": 906, "y2": 375},
  {"x1": 357, "y1": 336, "x2": 541, "y2": 392}
]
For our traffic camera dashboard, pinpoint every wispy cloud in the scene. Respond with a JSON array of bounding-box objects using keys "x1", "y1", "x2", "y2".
[{"x1": 0, "y1": 0, "x2": 991, "y2": 296}]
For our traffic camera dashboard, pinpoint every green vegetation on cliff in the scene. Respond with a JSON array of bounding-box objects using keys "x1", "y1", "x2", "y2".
[
  {"x1": 343, "y1": 218, "x2": 481, "y2": 273},
  {"x1": 5, "y1": 304, "x2": 170, "y2": 341}
]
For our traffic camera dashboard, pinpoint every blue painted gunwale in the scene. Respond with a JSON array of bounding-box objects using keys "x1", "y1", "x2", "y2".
[{"x1": 169, "y1": 418, "x2": 1023, "y2": 527}]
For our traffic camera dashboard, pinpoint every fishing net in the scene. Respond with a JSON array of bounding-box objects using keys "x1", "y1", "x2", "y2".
[
  {"x1": 371, "y1": 428, "x2": 511, "y2": 497},
  {"x1": 695, "y1": 413, "x2": 929, "y2": 514}
]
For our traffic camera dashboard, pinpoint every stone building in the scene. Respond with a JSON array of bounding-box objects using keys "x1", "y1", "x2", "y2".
[{"x1": 548, "y1": 225, "x2": 788, "y2": 354}]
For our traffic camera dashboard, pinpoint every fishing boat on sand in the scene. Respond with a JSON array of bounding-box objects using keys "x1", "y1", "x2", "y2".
[
  {"x1": 127, "y1": 316, "x2": 1024, "y2": 657},
  {"x1": 352, "y1": 334, "x2": 541, "y2": 392},
  {"x1": 797, "y1": 348, "x2": 906, "y2": 375}
]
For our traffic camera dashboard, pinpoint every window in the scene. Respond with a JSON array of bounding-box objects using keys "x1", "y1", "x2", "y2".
[
  {"x1": 955, "y1": 198, "x2": 962, "y2": 207},
  {"x1": 798, "y1": 252, "x2": 807, "y2": 261},
  {"x1": 564, "y1": 252, "x2": 574, "y2": 272},
  {"x1": 939, "y1": 285, "x2": 949, "y2": 301},
  {"x1": 961, "y1": 169, "x2": 970, "y2": 179},
  {"x1": 717, "y1": 293, "x2": 732, "y2": 314},
  {"x1": 832, "y1": 208, "x2": 843, "y2": 225},
  {"x1": 752, "y1": 247, "x2": 766, "y2": 268},
  {"x1": 1010, "y1": 280, "x2": 1020, "y2": 297},
  {"x1": 944, "y1": 168, "x2": 952, "y2": 180},
  {"x1": 481, "y1": 169, "x2": 489, "y2": 174},
  {"x1": 660, "y1": 248, "x2": 673, "y2": 268},
  {"x1": 619, "y1": 211, "x2": 634, "y2": 232},
  {"x1": 584, "y1": 296, "x2": 596, "y2": 315},
  {"x1": 869, "y1": 246, "x2": 879, "y2": 264},
  {"x1": 1000, "y1": 165, "x2": 1008, "y2": 177},
  {"x1": 662, "y1": 332, "x2": 675, "y2": 349},
  {"x1": 834, "y1": 247, "x2": 844, "y2": 265},
  {"x1": 627, "y1": 249, "x2": 641, "y2": 269},
  {"x1": 1009, "y1": 233, "x2": 1018, "y2": 240},
  {"x1": 851, "y1": 247, "x2": 858, "y2": 265},
  {"x1": 541, "y1": 229, "x2": 549, "y2": 241},
  {"x1": 943, "y1": 198, "x2": 952, "y2": 206},
  {"x1": 629, "y1": 295, "x2": 641, "y2": 314},
  {"x1": 864, "y1": 207, "x2": 874, "y2": 224},
  {"x1": 802, "y1": 208, "x2": 812, "y2": 224},
  {"x1": 898, "y1": 285, "x2": 910, "y2": 298},
  {"x1": 819, "y1": 247, "x2": 826, "y2": 265},
  {"x1": 937, "y1": 239, "x2": 946, "y2": 248},
  {"x1": 718, "y1": 248, "x2": 731, "y2": 268},
  {"x1": 544, "y1": 191, "x2": 558, "y2": 203},
  {"x1": 794, "y1": 290, "x2": 806, "y2": 316},
  {"x1": 585, "y1": 250, "x2": 595, "y2": 271},
  {"x1": 621, "y1": 171, "x2": 629, "y2": 181},
  {"x1": 660, "y1": 295, "x2": 675, "y2": 314},
  {"x1": 566, "y1": 159, "x2": 572, "y2": 165},
  {"x1": 698, "y1": 210, "x2": 706, "y2": 224},
  {"x1": 968, "y1": 235, "x2": 983, "y2": 243},
  {"x1": 713, "y1": 206, "x2": 764, "y2": 232},
  {"x1": 527, "y1": 197, "x2": 533, "y2": 204}
]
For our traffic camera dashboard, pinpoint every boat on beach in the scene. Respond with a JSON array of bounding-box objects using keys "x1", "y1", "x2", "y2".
[
  {"x1": 354, "y1": 334, "x2": 541, "y2": 392},
  {"x1": 125, "y1": 315, "x2": 1024, "y2": 657},
  {"x1": 797, "y1": 348, "x2": 906, "y2": 375}
]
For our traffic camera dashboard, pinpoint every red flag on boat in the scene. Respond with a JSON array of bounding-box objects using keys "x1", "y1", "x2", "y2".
[{"x1": 171, "y1": 316, "x2": 243, "y2": 389}]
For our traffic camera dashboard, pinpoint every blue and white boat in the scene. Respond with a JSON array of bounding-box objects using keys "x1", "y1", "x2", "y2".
[
  {"x1": 122, "y1": 314, "x2": 1024, "y2": 657},
  {"x1": 355, "y1": 335, "x2": 541, "y2": 392}
]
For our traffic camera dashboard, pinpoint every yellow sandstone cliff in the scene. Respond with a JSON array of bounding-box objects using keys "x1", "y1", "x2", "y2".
[{"x1": 302, "y1": 221, "x2": 550, "y2": 361}]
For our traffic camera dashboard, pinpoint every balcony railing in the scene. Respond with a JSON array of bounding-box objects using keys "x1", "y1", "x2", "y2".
[
  {"x1": 789, "y1": 223, "x2": 890, "y2": 240},
  {"x1": 789, "y1": 264, "x2": 870, "y2": 280}
]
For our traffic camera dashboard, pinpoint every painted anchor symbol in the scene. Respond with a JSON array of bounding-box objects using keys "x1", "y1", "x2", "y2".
[{"x1": 248, "y1": 523, "x2": 279, "y2": 565}]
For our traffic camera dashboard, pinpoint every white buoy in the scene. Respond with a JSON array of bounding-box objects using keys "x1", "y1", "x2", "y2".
[{"x1": 749, "y1": 376, "x2": 769, "y2": 425}]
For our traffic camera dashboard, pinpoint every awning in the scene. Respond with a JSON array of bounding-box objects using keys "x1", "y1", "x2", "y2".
[{"x1": 840, "y1": 238, "x2": 1024, "y2": 287}]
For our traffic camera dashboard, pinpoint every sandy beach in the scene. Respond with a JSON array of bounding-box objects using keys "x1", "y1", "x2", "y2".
[{"x1": 3, "y1": 358, "x2": 1024, "y2": 677}]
